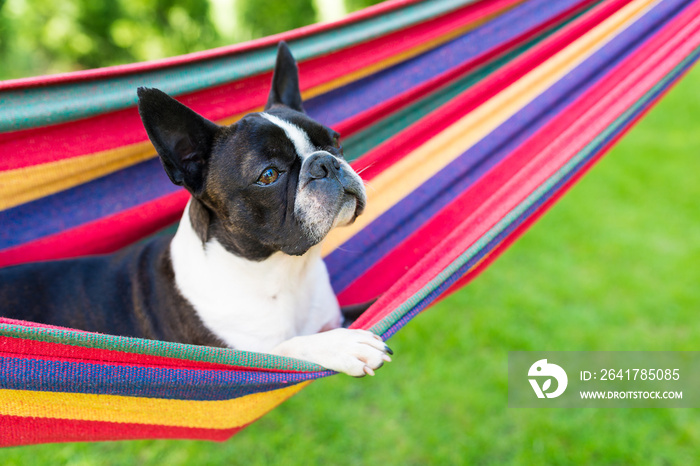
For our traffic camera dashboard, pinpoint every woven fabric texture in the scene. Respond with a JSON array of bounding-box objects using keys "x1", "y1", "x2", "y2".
[{"x1": 1, "y1": 0, "x2": 699, "y2": 446}]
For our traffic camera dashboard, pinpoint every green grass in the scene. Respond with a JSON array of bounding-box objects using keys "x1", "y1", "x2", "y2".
[{"x1": 3, "y1": 64, "x2": 700, "y2": 465}]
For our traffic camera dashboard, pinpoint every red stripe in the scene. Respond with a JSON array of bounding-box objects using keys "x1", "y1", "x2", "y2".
[
  {"x1": 350, "y1": 2, "x2": 700, "y2": 329},
  {"x1": 0, "y1": 334, "x2": 306, "y2": 373},
  {"x1": 0, "y1": 0, "x2": 431, "y2": 91},
  {"x1": 0, "y1": 415, "x2": 244, "y2": 446},
  {"x1": 0, "y1": 0, "x2": 518, "y2": 171},
  {"x1": 333, "y1": 0, "x2": 597, "y2": 137},
  {"x1": 350, "y1": 0, "x2": 633, "y2": 183},
  {"x1": 0, "y1": 105, "x2": 142, "y2": 170},
  {"x1": 0, "y1": 190, "x2": 189, "y2": 268}
]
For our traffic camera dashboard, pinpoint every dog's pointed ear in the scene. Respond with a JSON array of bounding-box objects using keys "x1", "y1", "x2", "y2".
[
  {"x1": 137, "y1": 87, "x2": 219, "y2": 194},
  {"x1": 265, "y1": 41, "x2": 304, "y2": 112}
]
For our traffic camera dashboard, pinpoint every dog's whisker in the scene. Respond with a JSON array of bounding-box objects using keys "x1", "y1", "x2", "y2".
[
  {"x1": 363, "y1": 181, "x2": 377, "y2": 194},
  {"x1": 332, "y1": 245, "x2": 357, "y2": 254},
  {"x1": 355, "y1": 161, "x2": 377, "y2": 176}
]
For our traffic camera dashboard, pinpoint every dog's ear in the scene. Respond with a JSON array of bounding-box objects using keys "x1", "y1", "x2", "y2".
[
  {"x1": 137, "y1": 87, "x2": 219, "y2": 194},
  {"x1": 265, "y1": 41, "x2": 304, "y2": 113}
]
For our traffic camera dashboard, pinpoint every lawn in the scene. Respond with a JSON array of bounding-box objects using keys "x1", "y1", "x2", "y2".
[{"x1": 2, "y1": 62, "x2": 699, "y2": 466}]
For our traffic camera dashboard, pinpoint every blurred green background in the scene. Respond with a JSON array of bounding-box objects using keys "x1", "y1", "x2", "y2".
[
  {"x1": 0, "y1": 0, "x2": 381, "y2": 80},
  {"x1": 2, "y1": 0, "x2": 700, "y2": 464}
]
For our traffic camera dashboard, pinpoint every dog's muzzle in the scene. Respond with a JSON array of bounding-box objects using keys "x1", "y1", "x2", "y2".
[
  {"x1": 302, "y1": 151, "x2": 366, "y2": 214},
  {"x1": 305, "y1": 152, "x2": 341, "y2": 182}
]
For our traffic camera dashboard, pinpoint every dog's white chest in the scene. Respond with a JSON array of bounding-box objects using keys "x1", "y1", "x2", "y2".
[{"x1": 169, "y1": 206, "x2": 341, "y2": 353}]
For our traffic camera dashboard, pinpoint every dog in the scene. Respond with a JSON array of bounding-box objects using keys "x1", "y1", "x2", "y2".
[{"x1": 0, "y1": 42, "x2": 391, "y2": 377}]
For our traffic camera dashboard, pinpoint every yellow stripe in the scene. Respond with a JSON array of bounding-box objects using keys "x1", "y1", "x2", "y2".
[
  {"x1": 0, "y1": 382, "x2": 310, "y2": 429},
  {"x1": 0, "y1": 141, "x2": 155, "y2": 211},
  {"x1": 321, "y1": 0, "x2": 656, "y2": 256},
  {"x1": 0, "y1": 4, "x2": 518, "y2": 212}
]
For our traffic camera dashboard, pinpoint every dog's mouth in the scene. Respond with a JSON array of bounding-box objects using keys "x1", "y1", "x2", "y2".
[
  {"x1": 343, "y1": 187, "x2": 366, "y2": 221},
  {"x1": 339, "y1": 163, "x2": 366, "y2": 222},
  {"x1": 300, "y1": 164, "x2": 366, "y2": 222}
]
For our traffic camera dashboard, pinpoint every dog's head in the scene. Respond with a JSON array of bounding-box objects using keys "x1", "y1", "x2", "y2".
[{"x1": 137, "y1": 42, "x2": 366, "y2": 260}]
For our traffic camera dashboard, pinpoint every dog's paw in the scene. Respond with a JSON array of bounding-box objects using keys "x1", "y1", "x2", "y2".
[{"x1": 271, "y1": 328, "x2": 392, "y2": 377}]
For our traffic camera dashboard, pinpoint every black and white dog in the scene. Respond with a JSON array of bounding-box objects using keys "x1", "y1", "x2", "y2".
[{"x1": 0, "y1": 42, "x2": 391, "y2": 377}]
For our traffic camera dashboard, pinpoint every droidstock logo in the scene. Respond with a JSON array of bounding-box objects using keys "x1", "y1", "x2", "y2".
[{"x1": 528, "y1": 359, "x2": 568, "y2": 399}]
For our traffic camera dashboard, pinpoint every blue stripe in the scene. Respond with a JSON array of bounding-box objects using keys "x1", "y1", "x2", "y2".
[
  {"x1": 0, "y1": 158, "x2": 179, "y2": 250},
  {"x1": 0, "y1": 356, "x2": 327, "y2": 400}
]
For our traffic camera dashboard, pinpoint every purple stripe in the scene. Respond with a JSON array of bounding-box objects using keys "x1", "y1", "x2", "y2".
[
  {"x1": 0, "y1": 355, "x2": 327, "y2": 400},
  {"x1": 0, "y1": 158, "x2": 179, "y2": 250},
  {"x1": 326, "y1": 0, "x2": 690, "y2": 294},
  {"x1": 304, "y1": 0, "x2": 587, "y2": 127}
]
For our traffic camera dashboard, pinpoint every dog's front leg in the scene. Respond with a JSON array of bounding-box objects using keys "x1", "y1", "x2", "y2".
[
  {"x1": 271, "y1": 329, "x2": 392, "y2": 377},
  {"x1": 340, "y1": 298, "x2": 378, "y2": 328}
]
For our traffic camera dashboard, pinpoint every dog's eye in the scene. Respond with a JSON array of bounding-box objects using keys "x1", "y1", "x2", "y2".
[{"x1": 257, "y1": 167, "x2": 280, "y2": 185}]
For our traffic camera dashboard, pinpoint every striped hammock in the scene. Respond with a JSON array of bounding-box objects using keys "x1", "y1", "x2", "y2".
[{"x1": 1, "y1": 0, "x2": 698, "y2": 446}]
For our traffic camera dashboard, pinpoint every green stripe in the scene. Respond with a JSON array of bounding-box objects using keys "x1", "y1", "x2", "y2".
[
  {"x1": 369, "y1": 48, "x2": 700, "y2": 336},
  {"x1": 0, "y1": 0, "x2": 476, "y2": 132},
  {"x1": 0, "y1": 323, "x2": 324, "y2": 372}
]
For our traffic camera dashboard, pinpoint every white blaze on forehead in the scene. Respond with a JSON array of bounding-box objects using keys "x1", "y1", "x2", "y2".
[{"x1": 260, "y1": 113, "x2": 315, "y2": 160}]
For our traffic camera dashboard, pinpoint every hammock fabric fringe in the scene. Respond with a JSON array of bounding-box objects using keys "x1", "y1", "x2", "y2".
[{"x1": 1, "y1": 0, "x2": 698, "y2": 446}]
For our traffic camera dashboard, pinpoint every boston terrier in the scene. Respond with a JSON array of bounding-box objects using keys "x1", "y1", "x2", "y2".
[{"x1": 0, "y1": 42, "x2": 391, "y2": 377}]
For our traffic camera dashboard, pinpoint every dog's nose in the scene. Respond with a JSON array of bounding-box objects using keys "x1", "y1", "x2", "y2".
[{"x1": 306, "y1": 151, "x2": 341, "y2": 180}]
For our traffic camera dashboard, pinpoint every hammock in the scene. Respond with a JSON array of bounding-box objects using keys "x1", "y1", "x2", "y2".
[{"x1": 0, "y1": 0, "x2": 698, "y2": 446}]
